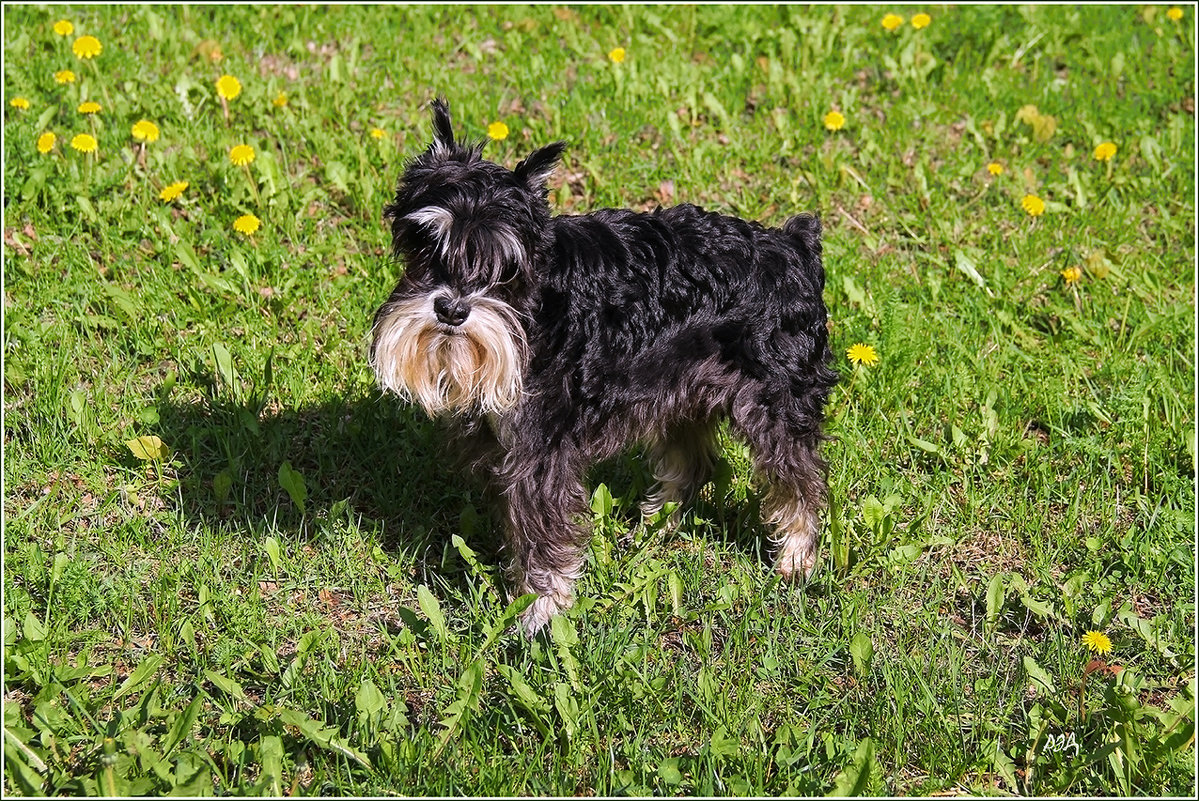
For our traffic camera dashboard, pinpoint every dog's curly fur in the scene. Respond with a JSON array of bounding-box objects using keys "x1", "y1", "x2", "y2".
[{"x1": 371, "y1": 99, "x2": 838, "y2": 633}]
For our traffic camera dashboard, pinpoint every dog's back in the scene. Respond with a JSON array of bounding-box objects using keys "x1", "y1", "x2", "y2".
[{"x1": 539, "y1": 203, "x2": 830, "y2": 373}]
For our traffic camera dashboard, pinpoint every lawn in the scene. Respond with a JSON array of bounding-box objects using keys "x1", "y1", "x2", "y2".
[{"x1": 2, "y1": 4, "x2": 1195, "y2": 796}]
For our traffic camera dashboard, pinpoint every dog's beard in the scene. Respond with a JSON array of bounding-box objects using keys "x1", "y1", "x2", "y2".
[{"x1": 370, "y1": 293, "x2": 527, "y2": 416}]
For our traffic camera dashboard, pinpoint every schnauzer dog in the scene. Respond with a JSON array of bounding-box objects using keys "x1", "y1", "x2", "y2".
[{"x1": 370, "y1": 99, "x2": 838, "y2": 634}]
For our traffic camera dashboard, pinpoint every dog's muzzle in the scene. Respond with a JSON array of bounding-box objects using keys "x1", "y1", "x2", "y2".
[{"x1": 370, "y1": 291, "x2": 528, "y2": 416}]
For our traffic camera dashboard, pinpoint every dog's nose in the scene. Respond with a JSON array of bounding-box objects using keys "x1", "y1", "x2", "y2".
[{"x1": 433, "y1": 296, "x2": 471, "y2": 327}]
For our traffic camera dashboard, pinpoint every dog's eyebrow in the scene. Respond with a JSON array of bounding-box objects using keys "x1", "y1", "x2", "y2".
[
  {"x1": 488, "y1": 225, "x2": 524, "y2": 267},
  {"x1": 405, "y1": 206, "x2": 455, "y2": 240}
]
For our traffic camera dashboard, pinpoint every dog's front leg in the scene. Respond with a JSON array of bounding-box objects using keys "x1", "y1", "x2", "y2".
[{"x1": 499, "y1": 455, "x2": 590, "y2": 635}]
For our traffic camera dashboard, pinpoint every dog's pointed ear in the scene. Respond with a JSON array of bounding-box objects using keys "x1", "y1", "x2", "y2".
[
  {"x1": 430, "y1": 97, "x2": 454, "y2": 150},
  {"x1": 514, "y1": 141, "x2": 566, "y2": 190}
]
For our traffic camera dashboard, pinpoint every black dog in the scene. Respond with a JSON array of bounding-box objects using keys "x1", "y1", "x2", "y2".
[{"x1": 371, "y1": 99, "x2": 837, "y2": 633}]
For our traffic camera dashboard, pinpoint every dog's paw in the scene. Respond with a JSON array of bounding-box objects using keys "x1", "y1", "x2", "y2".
[
  {"x1": 774, "y1": 541, "x2": 818, "y2": 582},
  {"x1": 639, "y1": 498, "x2": 683, "y2": 531},
  {"x1": 517, "y1": 592, "x2": 571, "y2": 637}
]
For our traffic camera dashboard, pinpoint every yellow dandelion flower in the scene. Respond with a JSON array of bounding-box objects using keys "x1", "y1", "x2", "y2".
[
  {"x1": 370, "y1": 127, "x2": 385, "y2": 139},
  {"x1": 233, "y1": 214, "x2": 261, "y2": 236},
  {"x1": 911, "y1": 13, "x2": 931, "y2": 29},
  {"x1": 987, "y1": 162, "x2": 1004, "y2": 176},
  {"x1": 77, "y1": 100, "x2": 101, "y2": 114},
  {"x1": 823, "y1": 110, "x2": 846, "y2": 131},
  {"x1": 73, "y1": 35, "x2": 102, "y2": 60},
  {"x1": 608, "y1": 47, "x2": 626, "y2": 63},
  {"x1": 159, "y1": 181, "x2": 189, "y2": 202},
  {"x1": 1061, "y1": 266, "x2": 1082, "y2": 285},
  {"x1": 487, "y1": 121, "x2": 509, "y2": 141},
  {"x1": 1081, "y1": 630, "x2": 1112, "y2": 655},
  {"x1": 10, "y1": 97, "x2": 31, "y2": 110},
  {"x1": 54, "y1": 20, "x2": 74, "y2": 37},
  {"x1": 229, "y1": 144, "x2": 255, "y2": 166},
  {"x1": 1092, "y1": 141, "x2": 1117, "y2": 162},
  {"x1": 882, "y1": 14, "x2": 905, "y2": 31},
  {"x1": 132, "y1": 120, "x2": 160, "y2": 143},
  {"x1": 216, "y1": 74, "x2": 242, "y2": 100},
  {"x1": 1021, "y1": 194, "x2": 1045, "y2": 217},
  {"x1": 273, "y1": 92, "x2": 288, "y2": 108},
  {"x1": 70, "y1": 133, "x2": 98, "y2": 153},
  {"x1": 54, "y1": 69, "x2": 76, "y2": 84},
  {"x1": 1167, "y1": 7, "x2": 1183, "y2": 21},
  {"x1": 847, "y1": 343, "x2": 879, "y2": 366},
  {"x1": 37, "y1": 131, "x2": 57, "y2": 154}
]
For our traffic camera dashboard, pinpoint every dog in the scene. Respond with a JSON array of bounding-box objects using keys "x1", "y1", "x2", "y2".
[{"x1": 370, "y1": 99, "x2": 838, "y2": 634}]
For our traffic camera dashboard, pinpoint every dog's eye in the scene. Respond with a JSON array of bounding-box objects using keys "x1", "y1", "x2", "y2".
[
  {"x1": 396, "y1": 225, "x2": 442, "y2": 260},
  {"x1": 430, "y1": 263, "x2": 457, "y2": 287}
]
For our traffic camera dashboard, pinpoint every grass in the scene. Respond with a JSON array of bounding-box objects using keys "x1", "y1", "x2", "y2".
[{"x1": 2, "y1": 3, "x2": 1195, "y2": 796}]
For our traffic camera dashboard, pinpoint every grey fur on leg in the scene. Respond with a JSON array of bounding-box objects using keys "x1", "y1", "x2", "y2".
[
  {"x1": 499, "y1": 454, "x2": 590, "y2": 636},
  {"x1": 641, "y1": 419, "x2": 719, "y2": 520}
]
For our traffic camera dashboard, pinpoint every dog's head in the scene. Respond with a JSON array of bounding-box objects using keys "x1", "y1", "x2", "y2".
[{"x1": 370, "y1": 99, "x2": 564, "y2": 417}]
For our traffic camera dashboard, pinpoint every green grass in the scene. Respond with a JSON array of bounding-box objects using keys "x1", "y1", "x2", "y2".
[{"x1": 3, "y1": 4, "x2": 1194, "y2": 796}]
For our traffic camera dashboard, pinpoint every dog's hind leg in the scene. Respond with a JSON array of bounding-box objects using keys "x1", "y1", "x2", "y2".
[
  {"x1": 760, "y1": 469, "x2": 824, "y2": 580},
  {"x1": 641, "y1": 419, "x2": 719, "y2": 519},
  {"x1": 730, "y1": 399, "x2": 828, "y2": 581}
]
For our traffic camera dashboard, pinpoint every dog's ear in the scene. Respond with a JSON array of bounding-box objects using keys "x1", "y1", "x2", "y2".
[
  {"x1": 514, "y1": 141, "x2": 566, "y2": 190},
  {"x1": 430, "y1": 97, "x2": 454, "y2": 150}
]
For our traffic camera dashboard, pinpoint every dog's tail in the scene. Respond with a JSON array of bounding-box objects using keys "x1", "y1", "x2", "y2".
[{"x1": 782, "y1": 213, "x2": 822, "y2": 265}]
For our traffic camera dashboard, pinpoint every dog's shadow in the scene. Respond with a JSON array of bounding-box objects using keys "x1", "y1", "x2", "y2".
[
  {"x1": 156, "y1": 381, "x2": 496, "y2": 578},
  {"x1": 157, "y1": 380, "x2": 776, "y2": 593}
]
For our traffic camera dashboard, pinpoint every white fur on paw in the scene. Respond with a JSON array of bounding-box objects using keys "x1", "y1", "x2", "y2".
[
  {"x1": 775, "y1": 540, "x2": 818, "y2": 581},
  {"x1": 518, "y1": 592, "x2": 570, "y2": 636}
]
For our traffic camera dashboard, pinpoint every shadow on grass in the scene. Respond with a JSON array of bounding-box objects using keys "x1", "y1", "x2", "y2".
[
  {"x1": 156, "y1": 380, "x2": 790, "y2": 592},
  {"x1": 155, "y1": 384, "x2": 501, "y2": 566}
]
